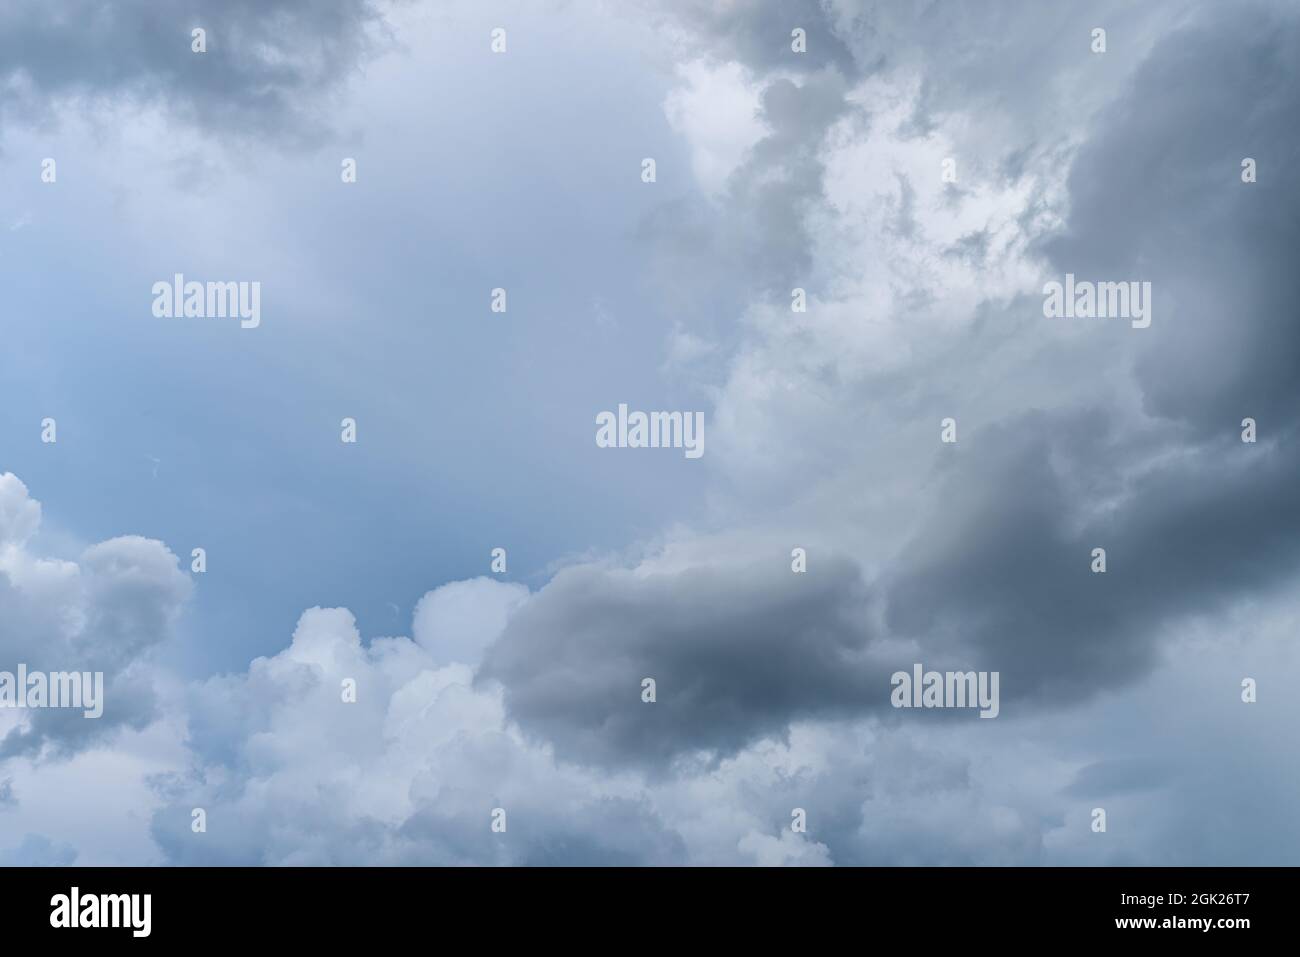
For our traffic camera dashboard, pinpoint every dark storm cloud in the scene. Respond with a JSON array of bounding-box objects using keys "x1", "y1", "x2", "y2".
[
  {"x1": 885, "y1": 1, "x2": 1300, "y2": 715},
  {"x1": 884, "y1": 0, "x2": 1300, "y2": 714},
  {"x1": 886, "y1": 412, "x2": 1300, "y2": 710},
  {"x1": 478, "y1": 557, "x2": 883, "y2": 768},
  {"x1": 0, "y1": 0, "x2": 390, "y2": 141},
  {"x1": 485, "y1": 0, "x2": 1300, "y2": 771},
  {"x1": 1042, "y1": 3, "x2": 1300, "y2": 433}
]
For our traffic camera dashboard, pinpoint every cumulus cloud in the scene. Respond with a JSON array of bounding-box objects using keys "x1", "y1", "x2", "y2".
[
  {"x1": 412, "y1": 577, "x2": 530, "y2": 668},
  {"x1": 0, "y1": 467, "x2": 1292, "y2": 866},
  {"x1": 151, "y1": 584, "x2": 692, "y2": 865},
  {"x1": 138, "y1": 572, "x2": 1030, "y2": 866},
  {"x1": 0, "y1": 473, "x2": 191, "y2": 760}
]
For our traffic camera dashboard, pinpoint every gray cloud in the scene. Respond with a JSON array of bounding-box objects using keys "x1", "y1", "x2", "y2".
[
  {"x1": 887, "y1": 415, "x2": 1300, "y2": 709},
  {"x1": 1042, "y1": 4, "x2": 1300, "y2": 432},
  {"x1": 0, "y1": 476, "x2": 191, "y2": 761},
  {"x1": 638, "y1": 66, "x2": 857, "y2": 343},
  {"x1": 147, "y1": 598, "x2": 695, "y2": 866},
  {"x1": 479, "y1": 557, "x2": 882, "y2": 768},
  {"x1": 645, "y1": 0, "x2": 859, "y2": 77},
  {"x1": 885, "y1": 1, "x2": 1300, "y2": 712},
  {"x1": 0, "y1": 0, "x2": 392, "y2": 143},
  {"x1": 486, "y1": 0, "x2": 1300, "y2": 772}
]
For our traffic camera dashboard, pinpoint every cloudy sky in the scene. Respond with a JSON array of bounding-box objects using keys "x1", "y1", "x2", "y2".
[{"x1": 1, "y1": 0, "x2": 1298, "y2": 866}]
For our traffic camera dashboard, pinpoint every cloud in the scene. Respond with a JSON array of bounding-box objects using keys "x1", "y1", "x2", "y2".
[
  {"x1": 412, "y1": 577, "x2": 530, "y2": 668},
  {"x1": 644, "y1": 0, "x2": 859, "y2": 77},
  {"x1": 1041, "y1": 4, "x2": 1300, "y2": 432},
  {"x1": 0, "y1": 474, "x2": 191, "y2": 761},
  {"x1": 479, "y1": 556, "x2": 881, "y2": 768},
  {"x1": 151, "y1": 587, "x2": 689, "y2": 865},
  {"x1": 5, "y1": 0, "x2": 1300, "y2": 868},
  {"x1": 0, "y1": 465, "x2": 1286, "y2": 866},
  {"x1": 874, "y1": 1, "x2": 1300, "y2": 714},
  {"x1": 472, "y1": 0, "x2": 1300, "y2": 780},
  {"x1": 141, "y1": 0, "x2": 1300, "y2": 865},
  {"x1": 0, "y1": 0, "x2": 395, "y2": 143},
  {"x1": 663, "y1": 59, "x2": 767, "y2": 196}
]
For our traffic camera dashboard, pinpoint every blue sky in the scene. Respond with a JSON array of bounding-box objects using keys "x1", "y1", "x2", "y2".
[{"x1": 1, "y1": 2, "x2": 710, "y2": 675}]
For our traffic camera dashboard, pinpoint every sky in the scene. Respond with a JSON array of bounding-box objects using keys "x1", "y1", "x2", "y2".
[{"x1": 1, "y1": 0, "x2": 1298, "y2": 866}]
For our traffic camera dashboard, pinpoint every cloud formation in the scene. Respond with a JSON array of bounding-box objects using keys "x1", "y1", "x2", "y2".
[
  {"x1": 2, "y1": 0, "x2": 1298, "y2": 867},
  {"x1": 0, "y1": 474, "x2": 190, "y2": 760},
  {"x1": 480, "y1": 556, "x2": 879, "y2": 767},
  {"x1": 0, "y1": 0, "x2": 394, "y2": 142}
]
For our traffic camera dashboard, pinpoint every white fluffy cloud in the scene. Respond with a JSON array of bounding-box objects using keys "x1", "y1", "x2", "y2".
[
  {"x1": 412, "y1": 577, "x2": 530, "y2": 668},
  {"x1": 664, "y1": 59, "x2": 768, "y2": 195},
  {"x1": 4, "y1": 468, "x2": 1297, "y2": 866}
]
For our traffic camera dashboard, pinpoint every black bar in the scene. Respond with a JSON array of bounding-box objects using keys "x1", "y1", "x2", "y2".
[{"x1": 1, "y1": 866, "x2": 1287, "y2": 943}]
